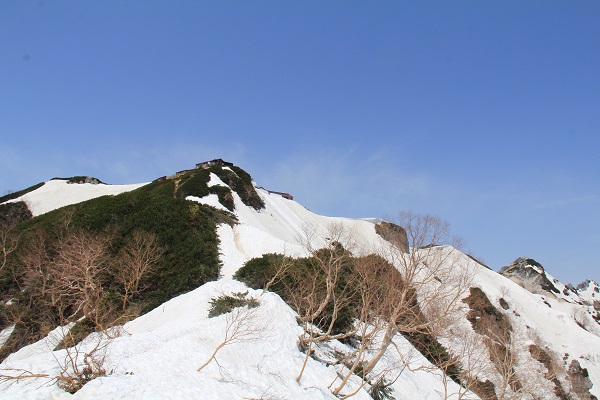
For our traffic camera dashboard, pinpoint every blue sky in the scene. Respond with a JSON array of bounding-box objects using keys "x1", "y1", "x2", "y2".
[{"x1": 1, "y1": 1, "x2": 599, "y2": 284}]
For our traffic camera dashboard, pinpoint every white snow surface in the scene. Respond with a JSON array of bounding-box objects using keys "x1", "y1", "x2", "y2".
[
  {"x1": 187, "y1": 194, "x2": 228, "y2": 211},
  {"x1": 0, "y1": 326, "x2": 14, "y2": 349},
  {"x1": 3, "y1": 179, "x2": 147, "y2": 216},
  {"x1": 207, "y1": 172, "x2": 228, "y2": 188},
  {"x1": 540, "y1": 268, "x2": 583, "y2": 304},
  {"x1": 186, "y1": 173, "x2": 232, "y2": 211}
]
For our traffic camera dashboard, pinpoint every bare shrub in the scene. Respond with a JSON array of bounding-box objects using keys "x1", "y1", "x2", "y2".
[
  {"x1": 114, "y1": 230, "x2": 164, "y2": 311},
  {"x1": 329, "y1": 213, "x2": 473, "y2": 396},
  {"x1": 54, "y1": 329, "x2": 110, "y2": 393},
  {"x1": 48, "y1": 228, "x2": 114, "y2": 326},
  {"x1": 261, "y1": 215, "x2": 473, "y2": 397},
  {"x1": 0, "y1": 216, "x2": 20, "y2": 274},
  {"x1": 197, "y1": 303, "x2": 264, "y2": 372},
  {"x1": 464, "y1": 315, "x2": 558, "y2": 400},
  {"x1": 283, "y1": 223, "x2": 360, "y2": 383},
  {"x1": 18, "y1": 227, "x2": 53, "y2": 300},
  {"x1": 1, "y1": 327, "x2": 112, "y2": 393}
]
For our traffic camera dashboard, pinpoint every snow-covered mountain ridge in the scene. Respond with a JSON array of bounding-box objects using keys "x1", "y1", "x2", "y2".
[{"x1": 1, "y1": 162, "x2": 599, "y2": 399}]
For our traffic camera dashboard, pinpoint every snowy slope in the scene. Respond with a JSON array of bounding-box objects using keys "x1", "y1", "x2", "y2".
[
  {"x1": 0, "y1": 279, "x2": 467, "y2": 400},
  {"x1": 475, "y1": 262, "x2": 600, "y2": 397},
  {"x1": 3, "y1": 179, "x2": 147, "y2": 216},
  {"x1": 188, "y1": 173, "x2": 385, "y2": 278}
]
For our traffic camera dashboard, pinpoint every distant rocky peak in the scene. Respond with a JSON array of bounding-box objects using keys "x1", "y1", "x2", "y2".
[
  {"x1": 500, "y1": 256, "x2": 544, "y2": 275},
  {"x1": 499, "y1": 257, "x2": 578, "y2": 301},
  {"x1": 572, "y1": 279, "x2": 600, "y2": 306},
  {"x1": 576, "y1": 279, "x2": 600, "y2": 293}
]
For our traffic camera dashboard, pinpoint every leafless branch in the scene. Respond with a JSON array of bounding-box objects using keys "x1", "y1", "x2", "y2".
[{"x1": 198, "y1": 306, "x2": 264, "y2": 372}]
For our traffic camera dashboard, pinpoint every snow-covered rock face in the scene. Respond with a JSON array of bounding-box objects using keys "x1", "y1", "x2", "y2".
[
  {"x1": 575, "y1": 280, "x2": 600, "y2": 306},
  {"x1": 500, "y1": 258, "x2": 600, "y2": 313},
  {"x1": 499, "y1": 257, "x2": 579, "y2": 302}
]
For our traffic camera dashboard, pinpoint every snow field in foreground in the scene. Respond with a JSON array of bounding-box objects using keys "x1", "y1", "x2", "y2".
[{"x1": 0, "y1": 279, "x2": 462, "y2": 400}]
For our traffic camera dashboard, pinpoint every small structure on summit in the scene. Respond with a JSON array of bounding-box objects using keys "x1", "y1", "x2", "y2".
[
  {"x1": 175, "y1": 169, "x2": 194, "y2": 177},
  {"x1": 256, "y1": 186, "x2": 294, "y2": 200},
  {"x1": 267, "y1": 190, "x2": 293, "y2": 200},
  {"x1": 196, "y1": 159, "x2": 234, "y2": 169}
]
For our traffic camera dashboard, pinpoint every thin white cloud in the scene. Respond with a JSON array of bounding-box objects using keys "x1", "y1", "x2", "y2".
[{"x1": 266, "y1": 147, "x2": 433, "y2": 218}]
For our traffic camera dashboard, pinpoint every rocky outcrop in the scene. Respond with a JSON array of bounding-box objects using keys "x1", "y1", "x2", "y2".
[
  {"x1": 575, "y1": 280, "x2": 600, "y2": 306},
  {"x1": 567, "y1": 360, "x2": 597, "y2": 400},
  {"x1": 499, "y1": 257, "x2": 562, "y2": 297},
  {"x1": 528, "y1": 344, "x2": 568, "y2": 399},
  {"x1": 69, "y1": 176, "x2": 103, "y2": 184},
  {"x1": 51, "y1": 176, "x2": 105, "y2": 185},
  {"x1": 577, "y1": 280, "x2": 599, "y2": 293},
  {"x1": 375, "y1": 221, "x2": 408, "y2": 252}
]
